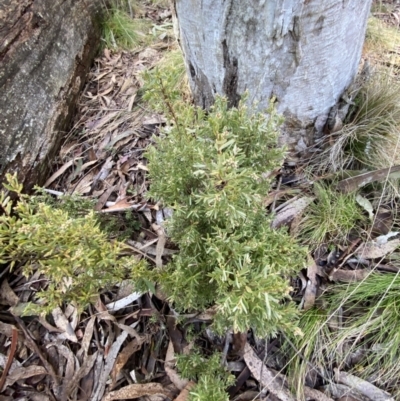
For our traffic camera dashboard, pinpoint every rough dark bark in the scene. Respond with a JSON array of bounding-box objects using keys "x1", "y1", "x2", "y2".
[{"x1": 0, "y1": 0, "x2": 104, "y2": 189}]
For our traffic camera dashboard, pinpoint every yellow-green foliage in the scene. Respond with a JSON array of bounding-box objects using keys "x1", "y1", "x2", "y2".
[
  {"x1": 0, "y1": 174, "x2": 144, "y2": 314},
  {"x1": 137, "y1": 91, "x2": 307, "y2": 337},
  {"x1": 176, "y1": 351, "x2": 234, "y2": 401}
]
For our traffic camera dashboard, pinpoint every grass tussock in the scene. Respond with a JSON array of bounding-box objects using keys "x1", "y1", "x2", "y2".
[
  {"x1": 326, "y1": 273, "x2": 400, "y2": 397},
  {"x1": 102, "y1": 6, "x2": 152, "y2": 50},
  {"x1": 286, "y1": 308, "x2": 333, "y2": 400},
  {"x1": 314, "y1": 71, "x2": 400, "y2": 199},
  {"x1": 365, "y1": 16, "x2": 400, "y2": 57},
  {"x1": 285, "y1": 271, "x2": 400, "y2": 399},
  {"x1": 295, "y1": 183, "x2": 364, "y2": 248}
]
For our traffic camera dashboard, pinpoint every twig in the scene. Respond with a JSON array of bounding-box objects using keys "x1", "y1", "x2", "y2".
[
  {"x1": 0, "y1": 327, "x2": 18, "y2": 391},
  {"x1": 14, "y1": 316, "x2": 60, "y2": 386}
]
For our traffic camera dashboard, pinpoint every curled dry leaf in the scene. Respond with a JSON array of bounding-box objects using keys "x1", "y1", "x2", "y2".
[
  {"x1": 0, "y1": 280, "x2": 19, "y2": 307},
  {"x1": 152, "y1": 223, "x2": 166, "y2": 268},
  {"x1": 111, "y1": 337, "x2": 146, "y2": 388},
  {"x1": 243, "y1": 343, "x2": 296, "y2": 401},
  {"x1": 103, "y1": 383, "x2": 174, "y2": 401},
  {"x1": 303, "y1": 258, "x2": 324, "y2": 310},
  {"x1": 320, "y1": 383, "x2": 370, "y2": 401},
  {"x1": 329, "y1": 268, "x2": 372, "y2": 282},
  {"x1": 271, "y1": 196, "x2": 314, "y2": 229},
  {"x1": 165, "y1": 340, "x2": 189, "y2": 391},
  {"x1": 355, "y1": 239, "x2": 400, "y2": 259},
  {"x1": 51, "y1": 307, "x2": 78, "y2": 342},
  {"x1": 4, "y1": 365, "x2": 48, "y2": 388},
  {"x1": 336, "y1": 165, "x2": 400, "y2": 193},
  {"x1": 106, "y1": 292, "x2": 142, "y2": 312},
  {"x1": 173, "y1": 381, "x2": 196, "y2": 401},
  {"x1": 334, "y1": 368, "x2": 394, "y2": 401}
]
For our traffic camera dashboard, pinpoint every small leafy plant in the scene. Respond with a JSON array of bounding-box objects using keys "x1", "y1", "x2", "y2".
[
  {"x1": 176, "y1": 351, "x2": 234, "y2": 401},
  {"x1": 0, "y1": 174, "x2": 144, "y2": 314},
  {"x1": 139, "y1": 88, "x2": 307, "y2": 336}
]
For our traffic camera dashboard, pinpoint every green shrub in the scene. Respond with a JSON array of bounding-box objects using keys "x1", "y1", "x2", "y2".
[
  {"x1": 137, "y1": 93, "x2": 307, "y2": 337},
  {"x1": 0, "y1": 174, "x2": 144, "y2": 314},
  {"x1": 176, "y1": 351, "x2": 234, "y2": 401}
]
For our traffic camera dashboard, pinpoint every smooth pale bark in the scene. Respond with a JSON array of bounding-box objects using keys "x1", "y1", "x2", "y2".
[
  {"x1": 173, "y1": 0, "x2": 372, "y2": 126},
  {"x1": 0, "y1": 0, "x2": 103, "y2": 188}
]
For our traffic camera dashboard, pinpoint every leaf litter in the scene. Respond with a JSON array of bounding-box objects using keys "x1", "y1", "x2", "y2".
[{"x1": 2, "y1": 1, "x2": 400, "y2": 401}]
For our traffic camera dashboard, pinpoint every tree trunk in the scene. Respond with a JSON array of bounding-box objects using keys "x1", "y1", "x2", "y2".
[
  {"x1": 0, "y1": 0, "x2": 103, "y2": 189},
  {"x1": 172, "y1": 0, "x2": 372, "y2": 148}
]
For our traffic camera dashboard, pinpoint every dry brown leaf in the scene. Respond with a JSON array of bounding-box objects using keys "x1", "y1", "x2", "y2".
[
  {"x1": 91, "y1": 324, "x2": 136, "y2": 401},
  {"x1": 152, "y1": 223, "x2": 166, "y2": 268},
  {"x1": 334, "y1": 368, "x2": 394, "y2": 401},
  {"x1": 87, "y1": 111, "x2": 120, "y2": 130},
  {"x1": 103, "y1": 383, "x2": 174, "y2": 401},
  {"x1": 329, "y1": 268, "x2": 371, "y2": 282},
  {"x1": 4, "y1": 365, "x2": 48, "y2": 388},
  {"x1": 337, "y1": 165, "x2": 400, "y2": 193},
  {"x1": 44, "y1": 158, "x2": 80, "y2": 187},
  {"x1": 67, "y1": 351, "x2": 98, "y2": 398},
  {"x1": 0, "y1": 280, "x2": 19, "y2": 307},
  {"x1": 51, "y1": 307, "x2": 78, "y2": 342},
  {"x1": 303, "y1": 259, "x2": 322, "y2": 310},
  {"x1": 173, "y1": 382, "x2": 196, "y2": 401},
  {"x1": 356, "y1": 239, "x2": 400, "y2": 259},
  {"x1": 128, "y1": 93, "x2": 136, "y2": 111},
  {"x1": 110, "y1": 337, "x2": 146, "y2": 388},
  {"x1": 120, "y1": 78, "x2": 133, "y2": 93},
  {"x1": 243, "y1": 343, "x2": 296, "y2": 401},
  {"x1": 165, "y1": 341, "x2": 189, "y2": 391},
  {"x1": 77, "y1": 315, "x2": 96, "y2": 361},
  {"x1": 95, "y1": 185, "x2": 117, "y2": 211},
  {"x1": 116, "y1": 323, "x2": 140, "y2": 340},
  {"x1": 103, "y1": 198, "x2": 135, "y2": 212},
  {"x1": 271, "y1": 196, "x2": 313, "y2": 229},
  {"x1": 73, "y1": 170, "x2": 97, "y2": 195}
]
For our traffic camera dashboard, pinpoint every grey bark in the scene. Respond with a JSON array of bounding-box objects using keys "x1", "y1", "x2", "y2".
[
  {"x1": 0, "y1": 0, "x2": 103, "y2": 189},
  {"x1": 173, "y1": 0, "x2": 372, "y2": 144}
]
